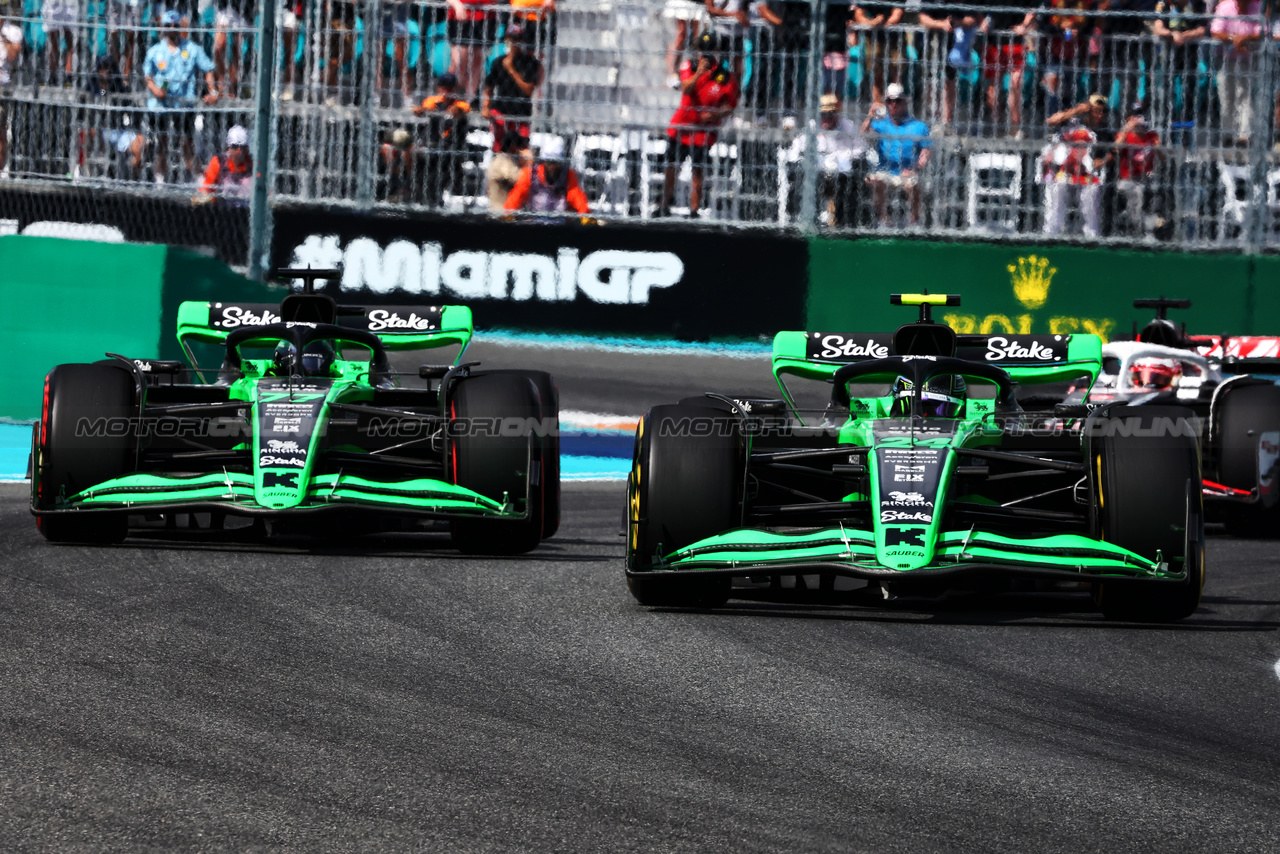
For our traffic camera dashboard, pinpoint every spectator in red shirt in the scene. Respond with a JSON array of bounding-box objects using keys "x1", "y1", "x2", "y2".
[
  {"x1": 659, "y1": 32, "x2": 741, "y2": 219},
  {"x1": 1112, "y1": 102, "x2": 1162, "y2": 236},
  {"x1": 197, "y1": 124, "x2": 253, "y2": 199},
  {"x1": 504, "y1": 137, "x2": 590, "y2": 214}
]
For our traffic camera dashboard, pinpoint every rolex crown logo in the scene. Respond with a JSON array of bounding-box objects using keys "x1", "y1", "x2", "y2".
[{"x1": 1008, "y1": 254, "x2": 1056, "y2": 309}]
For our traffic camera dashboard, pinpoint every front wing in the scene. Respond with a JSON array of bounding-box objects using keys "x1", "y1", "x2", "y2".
[
  {"x1": 629, "y1": 527, "x2": 1184, "y2": 584},
  {"x1": 32, "y1": 471, "x2": 526, "y2": 520}
]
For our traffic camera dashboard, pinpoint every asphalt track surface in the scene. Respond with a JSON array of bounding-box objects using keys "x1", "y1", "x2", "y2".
[{"x1": 4, "y1": 345, "x2": 1280, "y2": 852}]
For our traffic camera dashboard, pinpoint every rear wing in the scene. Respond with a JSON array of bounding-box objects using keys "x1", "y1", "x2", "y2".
[
  {"x1": 1190, "y1": 335, "x2": 1280, "y2": 372},
  {"x1": 772, "y1": 331, "x2": 1103, "y2": 401},
  {"x1": 176, "y1": 301, "x2": 474, "y2": 354}
]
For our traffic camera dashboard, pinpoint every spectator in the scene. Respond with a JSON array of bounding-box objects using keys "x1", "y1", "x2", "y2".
[
  {"x1": 1111, "y1": 101, "x2": 1162, "y2": 235},
  {"x1": 1096, "y1": 0, "x2": 1159, "y2": 112},
  {"x1": 481, "y1": 22, "x2": 543, "y2": 148},
  {"x1": 664, "y1": 0, "x2": 702, "y2": 89},
  {"x1": 376, "y1": 0, "x2": 412, "y2": 103},
  {"x1": 1047, "y1": 91, "x2": 1115, "y2": 136},
  {"x1": 1210, "y1": 0, "x2": 1261, "y2": 147},
  {"x1": 280, "y1": 0, "x2": 303, "y2": 101},
  {"x1": 448, "y1": 0, "x2": 499, "y2": 99},
  {"x1": 979, "y1": 0, "x2": 1037, "y2": 135},
  {"x1": 820, "y1": 0, "x2": 855, "y2": 98},
  {"x1": 213, "y1": 0, "x2": 255, "y2": 97},
  {"x1": 1152, "y1": 0, "x2": 1206, "y2": 139},
  {"x1": 788, "y1": 93, "x2": 867, "y2": 226},
  {"x1": 143, "y1": 9, "x2": 219, "y2": 182},
  {"x1": 80, "y1": 53, "x2": 144, "y2": 180},
  {"x1": 855, "y1": 0, "x2": 933, "y2": 108},
  {"x1": 660, "y1": 31, "x2": 741, "y2": 217},
  {"x1": 1040, "y1": 0, "x2": 1090, "y2": 118},
  {"x1": 0, "y1": 12, "x2": 21, "y2": 175},
  {"x1": 198, "y1": 123, "x2": 253, "y2": 198},
  {"x1": 382, "y1": 72, "x2": 471, "y2": 204},
  {"x1": 511, "y1": 0, "x2": 558, "y2": 55},
  {"x1": 928, "y1": 3, "x2": 987, "y2": 126},
  {"x1": 42, "y1": 0, "x2": 80, "y2": 86},
  {"x1": 487, "y1": 129, "x2": 532, "y2": 208},
  {"x1": 704, "y1": 0, "x2": 750, "y2": 80},
  {"x1": 323, "y1": 0, "x2": 357, "y2": 106},
  {"x1": 504, "y1": 136, "x2": 590, "y2": 214},
  {"x1": 1041, "y1": 94, "x2": 1112, "y2": 236},
  {"x1": 862, "y1": 81, "x2": 930, "y2": 226},
  {"x1": 106, "y1": 0, "x2": 144, "y2": 80}
]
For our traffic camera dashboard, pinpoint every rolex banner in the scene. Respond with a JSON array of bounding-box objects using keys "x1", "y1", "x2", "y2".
[
  {"x1": 806, "y1": 238, "x2": 1274, "y2": 342},
  {"x1": 271, "y1": 205, "x2": 808, "y2": 340}
]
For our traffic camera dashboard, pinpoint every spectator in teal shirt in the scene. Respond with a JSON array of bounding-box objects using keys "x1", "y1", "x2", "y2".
[
  {"x1": 862, "y1": 82, "x2": 931, "y2": 227},
  {"x1": 143, "y1": 9, "x2": 219, "y2": 182}
]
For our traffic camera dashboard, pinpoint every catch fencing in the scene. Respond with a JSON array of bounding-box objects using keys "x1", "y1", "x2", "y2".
[{"x1": 1, "y1": 1, "x2": 1279, "y2": 265}]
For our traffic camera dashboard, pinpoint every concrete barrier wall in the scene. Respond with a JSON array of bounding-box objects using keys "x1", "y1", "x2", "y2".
[{"x1": 0, "y1": 237, "x2": 276, "y2": 421}]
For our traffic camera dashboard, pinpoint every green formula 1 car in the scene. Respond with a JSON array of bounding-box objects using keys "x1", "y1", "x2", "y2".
[
  {"x1": 32, "y1": 270, "x2": 559, "y2": 553},
  {"x1": 626, "y1": 294, "x2": 1204, "y2": 621}
]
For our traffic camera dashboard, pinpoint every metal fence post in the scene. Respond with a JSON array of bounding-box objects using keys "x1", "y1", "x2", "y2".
[
  {"x1": 796, "y1": 0, "x2": 822, "y2": 233},
  {"x1": 355, "y1": 0, "x2": 380, "y2": 205},
  {"x1": 1244, "y1": 16, "x2": 1273, "y2": 255},
  {"x1": 248, "y1": 3, "x2": 279, "y2": 279}
]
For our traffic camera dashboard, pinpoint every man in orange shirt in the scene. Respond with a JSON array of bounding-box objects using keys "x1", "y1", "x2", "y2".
[
  {"x1": 504, "y1": 137, "x2": 589, "y2": 214},
  {"x1": 197, "y1": 124, "x2": 252, "y2": 198}
]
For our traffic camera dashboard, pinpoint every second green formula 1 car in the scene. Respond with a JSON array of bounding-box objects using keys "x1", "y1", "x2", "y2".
[
  {"x1": 626, "y1": 294, "x2": 1204, "y2": 621},
  {"x1": 32, "y1": 269, "x2": 559, "y2": 553}
]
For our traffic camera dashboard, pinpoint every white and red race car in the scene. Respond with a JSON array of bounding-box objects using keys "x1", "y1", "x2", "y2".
[{"x1": 1089, "y1": 299, "x2": 1280, "y2": 537}]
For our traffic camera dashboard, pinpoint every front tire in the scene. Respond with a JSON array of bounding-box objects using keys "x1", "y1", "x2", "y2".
[
  {"x1": 449, "y1": 372, "x2": 545, "y2": 555},
  {"x1": 35, "y1": 363, "x2": 136, "y2": 544},
  {"x1": 1090, "y1": 406, "x2": 1204, "y2": 621},
  {"x1": 627, "y1": 404, "x2": 740, "y2": 608}
]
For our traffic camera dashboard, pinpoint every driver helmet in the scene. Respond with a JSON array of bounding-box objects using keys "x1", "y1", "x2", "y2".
[
  {"x1": 302, "y1": 340, "x2": 337, "y2": 376},
  {"x1": 1128, "y1": 357, "x2": 1180, "y2": 391},
  {"x1": 271, "y1": 341, "x2": 298, "y2": 376},
  {"x1": 271, "y1": 340, "x2": 338, "y2": 377},
  {"x1": 890, "y1": 374, "x2": 968, "y2": 418}
]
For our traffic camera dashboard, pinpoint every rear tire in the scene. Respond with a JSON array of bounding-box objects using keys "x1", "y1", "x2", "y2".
[
  {"x1": 1215, "y1": 383, "x2": 1280, "y2": 538},
  {"x1": 1090, "y1": 406, "x2": 1204, "y2": 621},
  {"x1": 449, "y1": 373, "x2": 544, "y2": 555},
  {"x1": 627, "y1": 404, "x2": 739, "y2": 608},
  {"x1": 35, "y1": 364, "x2": 135, "y2": 544}
]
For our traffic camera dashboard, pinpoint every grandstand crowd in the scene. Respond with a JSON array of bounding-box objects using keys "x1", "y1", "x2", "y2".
[{"x1": 1, "y1": 0, "x2": 1278, "y2": 242}]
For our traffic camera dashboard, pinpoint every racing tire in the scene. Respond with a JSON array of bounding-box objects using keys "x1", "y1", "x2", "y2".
[
  {"x1": 449, "y1": 373, "x2": 544, "y2": 555},
  {"x1": 496, "y1": 369, "x2": 561, "y2": 540},
  {"x1": 626, "y1": 404, "x2": 739, "y2": 608},
  {"x1": 1090, "y1": 406, "x2": 1204, "y2": 621},
  {"x1": 1215, "y1": 383, "x2": 1280, "y2": 539},
  {"x1": 35, "y1": 363, "x2": 135, "y2": 544}
]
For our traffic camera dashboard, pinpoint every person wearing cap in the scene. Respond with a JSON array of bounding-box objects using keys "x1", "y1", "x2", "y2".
[
  {"x1": 487, "y1": 129, "x2": 533, "y2": 208},
  {"x1": 1040, "y1": 98, "x2": 1108, "y2": 238},
  {"x1": 1047, "y1": 93, "x2": 1116, "y2": 138},
  {"x1": 481, "y1": 23, "x2": 544, "y2": 150},
  {"x1": 862, "y1": 82, "x2": 930, "y2": 227},
  {"x1": 380, "y1": 73, "x2": 471, "y2": 204},
  {"x1": 197, "y1": 124, "x2": 253, "y2": 198},
  {"x1": 503, "y1": 136, "x2": 590, "y2": 214},
  {"x1": 787, "y1": 93, "x2": 866, "y2": 227},
  {"x1": 1111, "y1": 102, "x2": 1164, "y2": 236},
  {"x1": 660, "y1": 30, "x2": 741, "y2": 218},
  {"x1": 143, "y1": 9, "x2": 218, "y2": 182}
]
